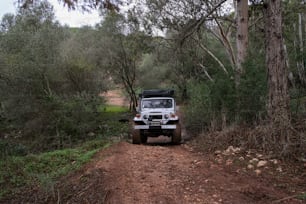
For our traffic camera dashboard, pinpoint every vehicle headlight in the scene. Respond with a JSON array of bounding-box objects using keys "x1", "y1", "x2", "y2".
[
  {"x1": 143, "y1": 115, "x2": 148, "y2": 119},
  {"x1": 164, "y1": 114, "x2": 170, "y2": 119}
]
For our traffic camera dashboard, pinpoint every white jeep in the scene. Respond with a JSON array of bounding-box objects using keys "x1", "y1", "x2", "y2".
[{"x1": 132, "y1": 89, "x2": 181, "y2": 144}]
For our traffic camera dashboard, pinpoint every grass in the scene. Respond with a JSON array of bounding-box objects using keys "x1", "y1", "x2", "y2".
[
  {"x1": 97, "y1": 104, "x2": 131, "y2": 138},
  {"x1": 0, "y1": 139, "x2": 110, "y2": 199},
  {"x1": 99, "y1": 104, "x2": 129, "y2": 113},
  {"x1": 297, "y1": 193, "x2": 306, "y2": 200}
]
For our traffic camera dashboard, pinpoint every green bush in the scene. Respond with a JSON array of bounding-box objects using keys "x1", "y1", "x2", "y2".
[
  {"x1": 184, "y1": 82, "x2": 212, "y2": 133},
  {"x1": 17, "y1": 94, "x2": 107, "y2": 152},
  {"x1": 184, "y1": 56, "x2": 267, "y2": 133},
  {"x1": 0, "y1": 141, "x2": 28, "y2": 158},
  {"x1": 238, "y1": 57, "x2": 267, "y2": 123},
  {"x1": 210, "y1": 75, "x2": 237, "y2": 122},
  {"x1": 185, "y1": 75, "x2": 236, "y2": 133}
]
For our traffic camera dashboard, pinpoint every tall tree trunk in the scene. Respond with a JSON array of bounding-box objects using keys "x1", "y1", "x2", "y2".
[
  {"x1": 263, "y1": 0, "x2": 290, "y2": 130},
  {"x1": 297, "y1": 13, "x2": 306, "y2": 85},
  {"x1": 235, "y1": 0, "x2": 248, "y2": 86}
]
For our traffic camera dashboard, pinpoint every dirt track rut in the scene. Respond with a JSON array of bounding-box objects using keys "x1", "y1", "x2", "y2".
[
  {"x1": 7, "y1": 140, "x2": 303, "y2": 204},
  {"x1": 99, "y1": 142, "x2": 218, "y2": 204},
  {"x1": 79, "y1": 141, "x2": 300, "y2": 204}
]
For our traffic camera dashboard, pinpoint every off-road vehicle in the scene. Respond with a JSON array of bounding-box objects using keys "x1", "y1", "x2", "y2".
[{"x1": 132, "y1": 89, "x2": 181, "y2": 144}]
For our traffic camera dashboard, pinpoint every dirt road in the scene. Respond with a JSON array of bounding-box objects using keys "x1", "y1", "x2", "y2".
[
  {"x1": 96, "y1": 141, "x2": 244, "y2": 204},
  {"x1": 101, "y1": 89, "x2": 129, "y2": 107},
  {"x1": 7, "y1": 138, "x2": 304, "y2": 204},
  {"x1": 37, "y1": 139, "x2": 300, "y2": 204}
]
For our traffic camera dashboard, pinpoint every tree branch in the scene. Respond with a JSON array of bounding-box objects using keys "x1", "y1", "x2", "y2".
[
  {"x1": 199, "y1": 63, "x2": 214, "y2": 82},
  {"x1": 180, "y1": 0, "x2": 228, "y2": 43},
  {"x1": 192, "y1": 36, "x2": 228, "y2": 75}
]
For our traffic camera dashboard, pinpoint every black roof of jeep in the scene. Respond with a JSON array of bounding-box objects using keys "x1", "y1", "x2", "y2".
[{"x1": 140, "y1": 89, "x2": 174, "y2": 98}]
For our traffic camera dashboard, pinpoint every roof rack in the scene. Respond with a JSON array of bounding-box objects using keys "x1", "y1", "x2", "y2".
[{"x1": 140, "y1": 89, "x2": 174, "y2": 98}]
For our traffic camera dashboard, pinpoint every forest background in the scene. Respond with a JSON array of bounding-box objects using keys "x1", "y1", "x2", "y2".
[{"x1": 0, "y1": 0, "x2": 305, "y2": 168}]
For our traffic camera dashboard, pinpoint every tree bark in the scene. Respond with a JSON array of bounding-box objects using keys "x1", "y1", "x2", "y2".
[
  {"x1": 235, "y1": 0, "x2": 249, "y2": 86},
  {"x1": 297, "y1": 13, "x2": 306, "y2": 85},
  {"x1": 263, "y1": 0, "x2": 290, "y2": 129}
]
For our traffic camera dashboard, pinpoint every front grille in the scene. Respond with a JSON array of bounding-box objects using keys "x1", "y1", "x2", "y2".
[{"x1": 149, "y1": 115, "x2": 162, "y2": 120}]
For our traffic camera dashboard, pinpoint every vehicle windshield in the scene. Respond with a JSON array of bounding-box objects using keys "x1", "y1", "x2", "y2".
[{"x1": 142, "y1": 99, "x2": 173, "y2": 109}]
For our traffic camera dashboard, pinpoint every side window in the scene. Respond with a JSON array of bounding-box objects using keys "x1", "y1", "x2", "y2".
[{"x1": 166, "y1": 99, "x2": 172, "y2": 108}]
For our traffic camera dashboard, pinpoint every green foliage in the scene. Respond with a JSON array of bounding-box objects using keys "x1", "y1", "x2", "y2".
[
  {"x1": 210, "y1": 74, "x2": 237, "y2": 117},
  {"x1": 0, "y1": 139, "x2": 109, "y2": 199},
  {"x1": 23, "y1": 148, "x2": 99, "y2": 176},
  {"x1": 0, "y1": 1, "x2": 65, "y2": 129},
  {"x1": 0, "y1": 2, "x2": 112, "y2": 154},
  {"x1": 184, "y1": 82, "x2": 212, "y2": 133},
  {"x1": 185, "y1": 54, "x2": 267, "y2": 133},
  {"x1": 297, "y1": 193, "x2": 306, "y2": 200},
  {"x1": 185, "y1": 74, "x2": 236, "y2": 133},
  {"x1": 19, "y1": 95, "x2": 130, "y2": 152},
  {"x1": 0, "y1": 93, "x2": 108, "y2": 154},
  {"x1": 238, "y1": 56, "x2": 267, "y2": 123},
  {"x1": 60, "y1": 26, "x2": 109, "y2": 95},
  {"x1": 138, "y1": 53, "x2": 170, "y2": 89},
  {"x1": 290, "y1": 94, "x2": 306, "y2": 117},
  {"x1": 94, "y1": 12, "x2": 154, "y2": 110},
  {"x1": 0, "y1": 141, "x2": 28, "y2": 158},
  {"x1": 99, "y1": 105, "x2": 129, "y2": 113},
  {"x1": 99, "y1": 106, "x2": 130, "y2": 138},
  {"x1": 37, "y1": 94, "x2": 106, "y2": 150}
]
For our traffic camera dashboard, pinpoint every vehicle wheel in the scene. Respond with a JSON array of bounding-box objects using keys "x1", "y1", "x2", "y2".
[
  {"x1": 132, "y1": 129, "x2": 141, "y2": 144},
  {"x1": 172, "y1": 123, "x2": 181, "y2": 144},
  {"x1": 141, "y1": 134, "x2": 147, "y2": 143}
]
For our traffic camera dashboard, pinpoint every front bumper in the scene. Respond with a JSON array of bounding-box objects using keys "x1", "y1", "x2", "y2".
[{"x1": 134, "y1": 125, "x2": 177, "y2": 130}]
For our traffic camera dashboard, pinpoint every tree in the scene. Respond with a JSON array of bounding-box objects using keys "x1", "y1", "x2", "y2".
[
  {"x1": 0, "y1": 1, "x2": 109, "y2": 150},
  {"x1": 96, "y1": 12, "x2": 151, "y2": 111},
  {"x1": 235, "y1": 0, "x2": 248, "y2": 85},
  {"x1": 0, "y1": 0, "x2": 61, "y2": 100},
  {"x1": 17, "y1": 0, "x2": 121, "y2": 11},
  {"x1": 283, "y1": 1, "x2": 306, "y2": 88},
  {"x1": 0, "y1": 14, "x2": 16, "y2": 32},
  {"x1": 0, "y1": 1, "x2": 64, "y2": 136},
  {"x1": 60, "y1": 26, "x2": 109, "y2": 95},
  {"x1": 263, "y1": 1, "x2": 290, "y2": 136}
]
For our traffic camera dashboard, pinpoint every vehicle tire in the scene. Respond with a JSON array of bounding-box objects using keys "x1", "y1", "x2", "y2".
[
  {"x1": 172, "y1": 123, "x2": 181, "y2": 144},
  {"x1": 132, "y1": 129, "x2": 141, "y2": 144},
  {"x1": 141, "y1": 134, "x2": 147, "y2": 144}
]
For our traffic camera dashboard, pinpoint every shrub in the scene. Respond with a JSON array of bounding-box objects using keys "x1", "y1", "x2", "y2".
[
  {"x1": 185, "y1": 75, "x2": 236, "y2": 134},
  {"x1": 238, "y1": 57, "x2": 267, "y2": 124}
]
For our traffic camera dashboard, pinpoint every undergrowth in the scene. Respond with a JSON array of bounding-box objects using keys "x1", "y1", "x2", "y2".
[
  {"x1": 0, "y1": 104, "x2": 130, "y2": 200},
  {"x1": 192, "y1": 122, "x2": 306, "y2": 159},
  {"x1": 0, "y1": 139, "x2": 110, "y2": 199},
  {"x1": 0, "y1": 104, "x2": 130, "y2": 156}
]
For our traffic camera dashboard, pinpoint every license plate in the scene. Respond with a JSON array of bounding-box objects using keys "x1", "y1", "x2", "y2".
[
  {"x1": 150, "y1": 122, "x2": 160, "y2": 126},
  {"x1": 149, "y1": 126, "x2": 161, "y2": 130}
]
